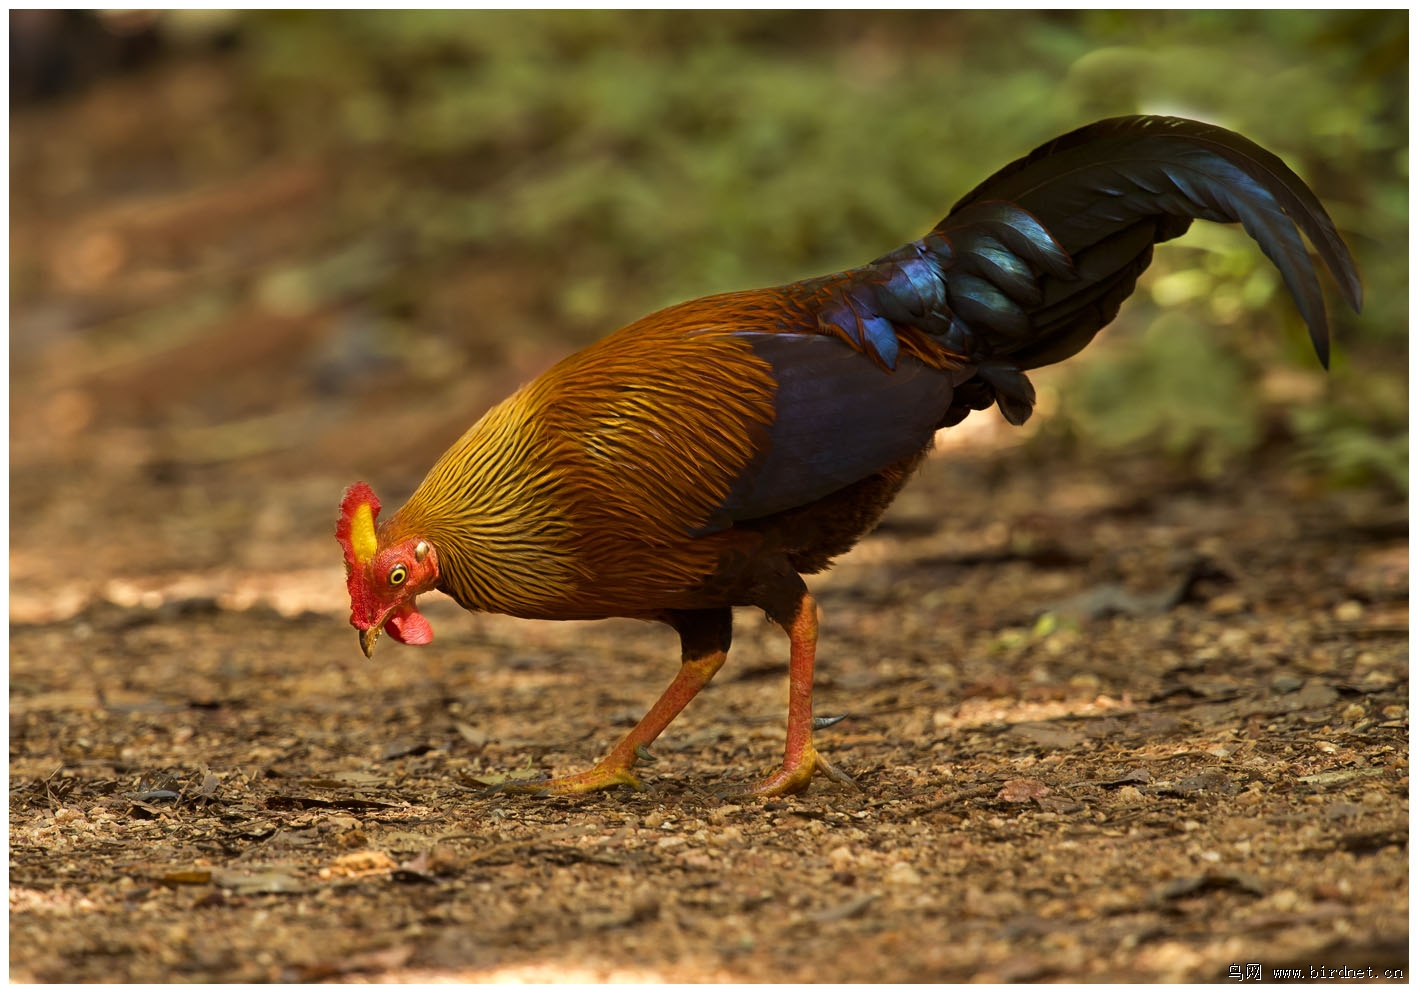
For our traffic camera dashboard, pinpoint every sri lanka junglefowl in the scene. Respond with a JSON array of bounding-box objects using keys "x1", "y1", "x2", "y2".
[{"x1": 337, "y1": 116, "x2": 1360, "y2": 798}]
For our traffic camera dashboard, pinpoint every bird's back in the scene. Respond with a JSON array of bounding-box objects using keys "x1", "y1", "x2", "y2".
[{"x1": 389, "y1": 285, "x2": 962, "y2": 618}]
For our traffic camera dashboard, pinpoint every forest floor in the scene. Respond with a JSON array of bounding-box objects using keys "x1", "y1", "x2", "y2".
[
  {"x1": 10, "y1": 439, "x2": 1409, "y2": 983},
  {"x1": 9, "y1": 50, "x2": 1409, "y2": 984}
]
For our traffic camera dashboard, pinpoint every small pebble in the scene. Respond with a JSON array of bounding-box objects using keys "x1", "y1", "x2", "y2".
[
  {"x1": 1334, "y1": 600, "x2": 1364, "y2": 623},
  {"x1": 1208, "y1": 593, "x2": 1247, "y2": 615},
  {"x1": 886, "y1": 862, "x2": 923, "y2": 886}
]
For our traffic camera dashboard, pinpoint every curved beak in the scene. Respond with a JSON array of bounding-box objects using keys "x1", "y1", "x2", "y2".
[{"x1": 359, "y1": 625, "x2": 381, "y2": 658}]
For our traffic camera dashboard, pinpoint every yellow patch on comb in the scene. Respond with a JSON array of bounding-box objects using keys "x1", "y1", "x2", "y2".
[{"x1": 350, "y1": 503, "x2": 378, "y2": 564}]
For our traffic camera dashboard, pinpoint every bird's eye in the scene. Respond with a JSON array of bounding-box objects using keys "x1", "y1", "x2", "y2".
[{"x1": 389, "y1": 564, "x2": 407, "y2": 586}]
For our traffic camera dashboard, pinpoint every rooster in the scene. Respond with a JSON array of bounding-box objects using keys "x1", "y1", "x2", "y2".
[{"x1": 337, "y1": 116, "x2": 1360, "y2": 798}]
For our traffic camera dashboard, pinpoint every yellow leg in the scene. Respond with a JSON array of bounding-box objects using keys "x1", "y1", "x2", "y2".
[{"x1": 497, "y1": 609, "x2": 730, "y2": 795}]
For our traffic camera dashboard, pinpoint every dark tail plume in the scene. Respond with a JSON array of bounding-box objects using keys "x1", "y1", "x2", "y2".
[
  {"x1": 814, "y1": 116, "x2": 1361, "y2": 426},
  {"x1": 941, "y1": 115, "x2": 1362, "y2": 373}
]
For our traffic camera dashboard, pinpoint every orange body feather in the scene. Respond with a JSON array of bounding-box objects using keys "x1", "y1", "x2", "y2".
[{"x1": 384, "y1": 287, "x2": 937, "y2": 620}]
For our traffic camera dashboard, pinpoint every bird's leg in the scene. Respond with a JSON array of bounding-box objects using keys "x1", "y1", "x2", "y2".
[
  {"x1": 731, "y1": 587, "x2": 855, "y2": 799},
  {"x1": 501, "y1": 608, "x2": 731, "y2": 795}
]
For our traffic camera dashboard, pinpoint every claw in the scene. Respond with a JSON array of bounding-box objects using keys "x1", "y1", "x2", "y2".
[
  {"x1": 475, "y1": 773, "x2": 551, "y2": 798},
  {"x1": 814, "y1": 754, "x2": 862, "y2": 791},
  {"x1": 711, "y1": 783, "x2": 749, "y2": 802},
  {"x1": 813, "y1": 714, "x2": 849, "y2": 730},
  {"x1": 487, "y1": 764, "x2": 646, "y2": 796}
]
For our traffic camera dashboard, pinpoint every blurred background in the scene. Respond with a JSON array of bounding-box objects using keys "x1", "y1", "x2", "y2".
[{"x1": 9, "y1": 10, "x2": 1407, "y2": 623}]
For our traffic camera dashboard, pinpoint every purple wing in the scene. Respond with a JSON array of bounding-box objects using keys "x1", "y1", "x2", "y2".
[{"x1": 700, "y1": 332, "x2": 960, "y2": 531}]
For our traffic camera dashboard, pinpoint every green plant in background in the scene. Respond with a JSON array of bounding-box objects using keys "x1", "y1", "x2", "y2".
[
  {"x1": 1293, "y1": 405, "x2": 1409, "y2": 493},
  {"x1": 233, "y1": 10, "x2": 1405, "y2": 489},
  {"x1": 1064, "y1": 312, "x2": 1264, "y2": 476}
]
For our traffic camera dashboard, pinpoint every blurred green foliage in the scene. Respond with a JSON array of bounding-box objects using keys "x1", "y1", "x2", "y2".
[{"x1": 232, "y1": 10, "x2": 1405, "y2": 487}]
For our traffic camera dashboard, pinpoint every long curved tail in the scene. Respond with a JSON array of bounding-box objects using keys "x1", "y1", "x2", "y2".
[{"x1": 819, "y1": 116, "x2": 1363, "y2": 425}]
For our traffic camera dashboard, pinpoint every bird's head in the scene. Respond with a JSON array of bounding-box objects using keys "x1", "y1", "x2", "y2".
[{"x1": 336, "y1": 481, "x2": 441, "y2": 658}]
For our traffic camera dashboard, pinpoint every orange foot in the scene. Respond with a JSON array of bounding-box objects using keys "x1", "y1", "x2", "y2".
[
  {"x1": 480, "y1": 758, "x2": 644, "y2": 797},
  {"x1": 718, "y1": 746, "x2": 860, "y2": 800}
]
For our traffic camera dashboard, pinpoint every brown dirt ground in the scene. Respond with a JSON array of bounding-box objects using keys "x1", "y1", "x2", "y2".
[
  {"x1": 9, "y1": 55, "x2": 1409, "y2": 984},
  {"x1": 10, "y1": 444, "x2": 1409, "y2": 983}
]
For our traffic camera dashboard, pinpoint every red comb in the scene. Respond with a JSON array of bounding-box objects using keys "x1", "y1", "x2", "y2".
[
  {"x1": 337, "y1": 481, "x2": 385, "y2": 629},
  {"x1": 336, "y1": 481, "x2": 381, "y2": 568},
  {"x1": 339, "y1": 481, "x2": 381, "y2": 522}
]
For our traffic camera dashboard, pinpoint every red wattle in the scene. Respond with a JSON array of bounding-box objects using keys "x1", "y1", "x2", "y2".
[{"x1": 384, "y1": 601, "x2": 434, "y2": 645}]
